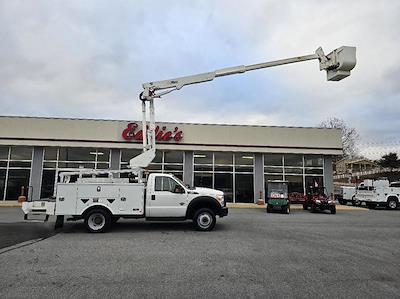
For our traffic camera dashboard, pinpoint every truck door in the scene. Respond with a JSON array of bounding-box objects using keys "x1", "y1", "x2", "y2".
[{"x1": 147, "y1": 176, "x2": 188, "y2": 218}]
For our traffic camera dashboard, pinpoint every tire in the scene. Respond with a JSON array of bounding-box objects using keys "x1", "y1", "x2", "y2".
[
  {"x1": 338, "y1": 199, "x2": 346, "y2": 205},
  {"x1": 387, "y1": 197, "x2": 398, "y2": 210},
  {"x1": 330, "y1": 206, "x2": 336, "y2": 214},
  {"x1": 266, "y1": 205, "x2": 272, "y2": 213},
  {"x1": 366, "y1": 203, "x2": 376, "y2": 210},
  {"x1": 303, "y1": 204, "x2": 308, "y2": 210},
  {"x1": 84, "y1": 209, "x2": 111, "y2": 233},
  {"x1": 193, "y1": 208, "x2": 216, "y2": 231},
  {"x1": 284, "y1": 205, "x2": 290, "y2": 214},
  {"x1": 352, "y1": 196, "x2": 360, "y2": 206}
]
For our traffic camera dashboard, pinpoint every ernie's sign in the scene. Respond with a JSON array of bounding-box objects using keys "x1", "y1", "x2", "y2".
[{"x1": 122, "y1": 122, "x2": 184, "y2": 142}]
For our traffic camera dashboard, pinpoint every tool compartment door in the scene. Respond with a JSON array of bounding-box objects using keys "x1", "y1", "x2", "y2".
[
  {"x1": 76, "y1": 184, "x2": 119, "y2": 215},
  {"x1": 118, "y1": 184, "x2": 145, "y2": 215},
  {"x1": 55, "y1": 184, "x2": 78, "y2": 215}
]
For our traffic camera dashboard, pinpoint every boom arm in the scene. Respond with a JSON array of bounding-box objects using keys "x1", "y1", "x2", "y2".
[{"x1": 130, "y1": 46, "x2": 356, "y2": 169}]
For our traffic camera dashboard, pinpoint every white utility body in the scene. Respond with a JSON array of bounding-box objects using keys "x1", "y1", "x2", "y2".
[
  {"x1": 22, "y1": 46, "x2": 356, "y2": 232},
  {"x1": 354, "y1": 179, "x2": 399, "y2": 209}
]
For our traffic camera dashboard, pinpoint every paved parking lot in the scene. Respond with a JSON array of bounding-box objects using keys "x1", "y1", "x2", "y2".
[{"x1": 1, "y1": 207, "x2": 400, "y2": 298}]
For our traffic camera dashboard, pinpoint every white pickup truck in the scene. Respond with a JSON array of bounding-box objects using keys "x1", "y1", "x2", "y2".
[{"x1": 22, "y1": 173, "x2": 228, "y2": 232}]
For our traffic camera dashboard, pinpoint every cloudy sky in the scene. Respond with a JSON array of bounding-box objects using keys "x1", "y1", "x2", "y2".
[{"x1": 0, "y1": 0, "x2": 399, "y2": 159}]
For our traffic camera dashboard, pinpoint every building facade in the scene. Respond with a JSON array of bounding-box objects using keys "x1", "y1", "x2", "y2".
[{"x1": 0, "y1": 116, "x2": 342, "y2": 202}]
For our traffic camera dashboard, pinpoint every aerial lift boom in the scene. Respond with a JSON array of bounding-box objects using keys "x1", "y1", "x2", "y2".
[{"x1": 131, "y1": 46, "x2": 356, "y2": 169}]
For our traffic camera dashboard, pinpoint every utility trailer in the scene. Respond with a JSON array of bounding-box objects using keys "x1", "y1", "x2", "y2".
[{"x1": 22, "y1": 45, "x2": 356, "y2": 232}]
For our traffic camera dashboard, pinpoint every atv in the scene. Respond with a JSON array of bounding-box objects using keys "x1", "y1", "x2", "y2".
[{"x1": 303, "y1": 186, "x2": 336, "y2": 214}]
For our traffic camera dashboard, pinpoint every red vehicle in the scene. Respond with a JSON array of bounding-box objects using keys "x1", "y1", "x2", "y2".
[{"x1": 303, "y1": 186, "x2": 336, "y2": 214}]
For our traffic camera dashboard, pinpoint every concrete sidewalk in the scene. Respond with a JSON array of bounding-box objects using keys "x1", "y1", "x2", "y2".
[{"x1": 1, "y1": 200, "x2": 367, "y2": 211}]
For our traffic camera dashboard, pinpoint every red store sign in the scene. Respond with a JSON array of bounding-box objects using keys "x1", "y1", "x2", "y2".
[{"x1": 122, "y1": 122, "x2": 184, "y2": 142}]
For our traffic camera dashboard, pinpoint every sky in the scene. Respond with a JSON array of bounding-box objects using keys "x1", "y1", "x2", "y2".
[{"x1": 0, "y1": 0, "x2": 399, "y2": 159}]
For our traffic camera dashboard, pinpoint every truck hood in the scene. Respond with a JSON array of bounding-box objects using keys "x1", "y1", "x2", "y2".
[{"x1": 194, "y1": 187, "x2": 223, "y2": 197}]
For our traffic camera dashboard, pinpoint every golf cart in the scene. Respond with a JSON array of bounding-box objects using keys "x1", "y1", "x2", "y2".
[
  {"x1": 303, "y1": 186, "x2": 336, "y2": 214},
  {"x1": 266, "y1": 181, "x2": 290, "y2": 214}
]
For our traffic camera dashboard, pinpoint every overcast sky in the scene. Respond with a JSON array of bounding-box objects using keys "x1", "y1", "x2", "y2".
[{"x1": 0, "y1": 0, "x2": 399, "y2": 159}]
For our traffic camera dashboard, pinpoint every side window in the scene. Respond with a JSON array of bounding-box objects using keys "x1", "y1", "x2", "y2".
[
  {"x1": 155, "y1": 177, "x2": 163, "y2": 191},
  {"x1": 155, "y1": 177, "x2": 184, "y2": 193},
  {"x1": 162, "y1": 177, "x2": 176, "y2": 192}
]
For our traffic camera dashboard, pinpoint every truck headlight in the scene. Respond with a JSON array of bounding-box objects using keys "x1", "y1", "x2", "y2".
[
  {"x1": 216, "y1": 195, "x2": 224, "y2": 205},
  {"x1": 316, "y1": 200, "x2": 321, "y2": 204}
]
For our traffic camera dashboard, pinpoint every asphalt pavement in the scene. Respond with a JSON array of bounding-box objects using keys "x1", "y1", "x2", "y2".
[{"x1": 0, "y1": 207, "x2": 400, "y2": 298}]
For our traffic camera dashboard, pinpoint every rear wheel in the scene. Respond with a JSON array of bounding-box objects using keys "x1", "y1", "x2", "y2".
[
  {"x1": 266, "y1": 205, "x2": 272, "y2": 213},
  {"x1": 330, "y1": 206, "x2": 336, "y2": 214},
  {"x1": 303, "y1": 204, "x2": 308, "y2": 210},
  {"x1": 387, "y1": 197, "x2": 398, "y2": 210},
  {"x1": 352, "y1": 196, "x2": 360, "y2": 206},
  {"x1": 193, "y1": 208, "x2": 216, "y2": 231},
  {"x1": 84, "y1": 209, "x2": 111, "y2": 233},
  {"x1": 55, "y1": 215, "x2": 64, "y2": 229}
]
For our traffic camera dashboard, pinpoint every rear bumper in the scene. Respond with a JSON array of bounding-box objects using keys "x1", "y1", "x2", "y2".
[{"x1": 219, "y1": 207, "x2": 228, "y2": 217}]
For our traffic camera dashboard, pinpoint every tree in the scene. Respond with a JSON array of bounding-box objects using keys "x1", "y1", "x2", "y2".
[
  {"x1": 318, "y1": 117, "x2": 359, "y2": 159},
  {"x1": 377, "y1": 152, "x2": 400, "y2": 169}
]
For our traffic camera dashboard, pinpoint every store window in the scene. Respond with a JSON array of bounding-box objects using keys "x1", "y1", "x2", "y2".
[
  {"x1": 0, "y1": 169, "x2": 6, "y2": 200},
  {"x1": 194, "y1": 151, "x2": 252, "y2": 203},
  {"x1": 264, "y1": 153, "x2": 324, "y2": 197},
  {"x1": 0, "y1": 146, "x2": 32, "y2": 200},
  {"x1": 121, "y1": 150, "x2": 183, "y2": 179},
  {"x1": 40, "y1": 147, "x2": 111, "y2": 199},
  {"x1": 235, "y1": 174, "x2": 254, "y2": 203},
  {"x1": 6, "y1": 169, "x2": 30, "y2": 200}
]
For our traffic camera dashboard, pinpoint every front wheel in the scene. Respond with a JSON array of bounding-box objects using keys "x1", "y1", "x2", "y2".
[
  {"x1": 193, "y1": 208, "x2": 216, "y2": 231},
  {"x1": 387, "y1": 198, "x2": 398, "y2": 210},
  {"x1": 283, "y1": 205, "x2": 290, "y2": 214},
  {"x1": 84, "y1": 209, "x2": 111, "y2": 233}
]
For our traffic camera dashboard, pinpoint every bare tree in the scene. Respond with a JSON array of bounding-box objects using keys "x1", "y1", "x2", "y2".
[{"x1": 318, "y1": 117, "x2": 360, "y2": 159}]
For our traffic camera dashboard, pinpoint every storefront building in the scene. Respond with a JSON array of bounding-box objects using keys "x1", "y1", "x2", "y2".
[{"x1": 0, "y1": 116, "x2": 342, "y2": 203}]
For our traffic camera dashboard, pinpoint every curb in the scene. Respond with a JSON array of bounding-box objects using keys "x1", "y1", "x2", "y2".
[
  {"x1": 227, "y1": 203, "x2": 367, "y2": 211},
  {"x1": 0, "y1": 201, "x2": 21, "y2": 208}
]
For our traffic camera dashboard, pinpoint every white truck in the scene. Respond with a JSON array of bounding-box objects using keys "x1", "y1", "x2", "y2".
[
  {"x1": 337, "y1": 186, "x2": 356, "y2": 205},
  {"x1": 354, "y1": 179, "x2": 399, "y2": 209},
  {"x1": 22, "y1": 46, "x2": 356, "y2": 232},
  {"x1": 23, "y1": 172, "x2": 227, "y2": 232}
]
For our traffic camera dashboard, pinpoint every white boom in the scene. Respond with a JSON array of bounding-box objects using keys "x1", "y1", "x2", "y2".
[{"x1": 132, "y1": 46, "x2": 356, "y2": 169}]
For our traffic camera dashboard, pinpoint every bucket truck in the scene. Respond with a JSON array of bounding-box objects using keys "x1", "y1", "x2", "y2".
[{"x1": 22, "y1": 46, "x2": 356, "y2": 232}]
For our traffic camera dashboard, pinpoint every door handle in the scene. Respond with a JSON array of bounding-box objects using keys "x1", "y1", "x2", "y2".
[{"x1": 151, "y1": 195, "x2": 156, "y2": 200}]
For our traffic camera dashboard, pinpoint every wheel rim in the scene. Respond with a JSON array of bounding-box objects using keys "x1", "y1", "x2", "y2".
[
  {"x1": 88, "y1": 213, "x2": 106, "y2": 231},
  {"x1": 388, "y1": 200, "x2": 397, "y2": 209},
  {"x1": 197, "y1": 212, "x2": 212, "y2": 229}
]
